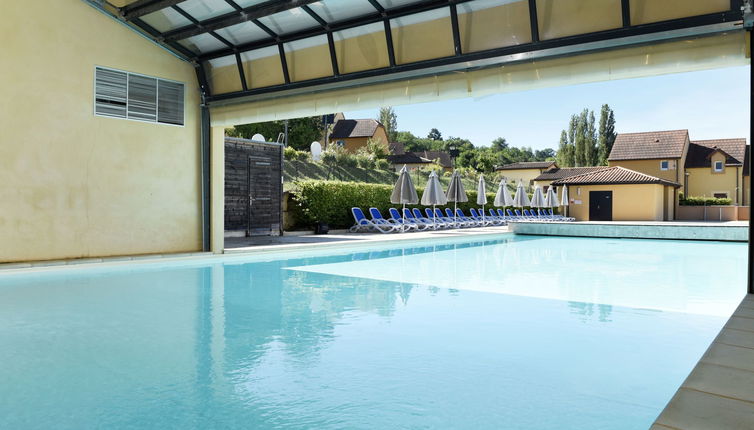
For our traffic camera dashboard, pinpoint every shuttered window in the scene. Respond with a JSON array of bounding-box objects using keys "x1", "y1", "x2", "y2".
[{"x1": 94, "y1": 66, "x2": 184, "y2": 126}]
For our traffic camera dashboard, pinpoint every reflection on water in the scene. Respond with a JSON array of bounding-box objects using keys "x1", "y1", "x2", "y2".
[{"x1": 0, "y1": 235, "x2": 747, "y2": 429}]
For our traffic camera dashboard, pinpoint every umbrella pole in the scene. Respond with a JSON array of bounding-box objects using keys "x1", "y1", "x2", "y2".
[
  {"x1": 454, "y1": 201, "x2": 458, "y2": 228},
  {"x1": 482, "y1": 204, "x2": 485, "y2": 226},
  {"x1": 402, "y1": 203, "x2": 406, "y2": 233},
  {"x1": 432, "y1": 204, "x2": 437, "y2": 230}
]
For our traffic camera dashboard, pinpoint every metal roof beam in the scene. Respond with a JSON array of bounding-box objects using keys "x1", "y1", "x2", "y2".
[
  {"x1": 198, "y1": 0, "x2": 471, "y2": 62},
  {"x1": 122, "y1": 0, "x2": 188, "y2": 21},
  {"x1": 162, "y1": 0, "x2": 321, "y2": 42}
]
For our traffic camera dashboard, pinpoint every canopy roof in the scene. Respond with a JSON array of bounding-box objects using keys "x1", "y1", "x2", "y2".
[{"x1": 87, "y1": 0, "x2": 746, "y2": 107}]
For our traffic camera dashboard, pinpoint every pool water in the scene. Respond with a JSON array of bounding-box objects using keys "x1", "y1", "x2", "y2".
[{"x1": 0, "y1": 235, "x2": 746, "y2": 429}]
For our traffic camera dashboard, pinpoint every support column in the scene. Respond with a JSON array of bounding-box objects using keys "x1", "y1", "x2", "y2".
[{"x1": 211, "y1": 126, "x2": 226, "y2": 254}]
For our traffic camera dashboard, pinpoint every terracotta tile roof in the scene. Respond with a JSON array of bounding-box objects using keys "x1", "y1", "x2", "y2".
[
  {"x1": 685, "y1": 138, "x2": 747, "y2": 168},
  {"x1": 607, "y1": 129, "x2": 688, "y2": 161},
  {"x1": 551, "y1": 166, "x2": 680, "y2": 187},
  {"x1": 330, "y1": 119, "x2": 382, "y2": 139},
  {"x1": 496, "y1": 161, "x2": 556, "y2": 171},
  {"x1": 534, "y1": 166, "x2": 608, "y2": 182}
]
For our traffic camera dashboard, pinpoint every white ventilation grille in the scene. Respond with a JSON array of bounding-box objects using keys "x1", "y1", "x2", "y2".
[{"x1": 95, "y1": 66, "x2": 184, "y2": 126}]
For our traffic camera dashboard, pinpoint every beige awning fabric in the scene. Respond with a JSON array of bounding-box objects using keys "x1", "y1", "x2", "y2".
[{"x1": 210, "y1": 31, "x2": 748, "y2": 127}]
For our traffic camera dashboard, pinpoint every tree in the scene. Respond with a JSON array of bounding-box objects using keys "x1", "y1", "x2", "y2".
[
  {"x1": 597, "y1": 104, "x2": 617, "y2": 165},
  {"x1": 427, "y1": 128, "x2": 442, "y2": 140},
  {"x1": 534, "y1": 148, "x2": 556, "y2": 161},
  {"x1": 491, "y1": 137, "x2": 509, "y2": 151},
  {"x1": 379, "y1": 106, "x2": 398, "y2": 142},
  {"x1": 585, "y1": 110, "x2": 597, "y2": 166},
  {"x1": 556, "y1": 130, "x2": 574, "y2": 167},
  {"x1": 228, "y1": 116, "x2": 323, "y2": 151},
  {"x1": 574, "y1": 110, "x2": 588, "y2": 167}
]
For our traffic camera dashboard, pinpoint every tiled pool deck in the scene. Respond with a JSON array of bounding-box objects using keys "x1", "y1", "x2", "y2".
[{"x1": 652, "y1": 294, "x2": 754, "y2": 430}]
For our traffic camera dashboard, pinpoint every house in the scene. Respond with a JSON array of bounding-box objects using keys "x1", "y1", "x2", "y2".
[
  {"x1": 607, "y1": 130, "x2": 689, "y2": 199},
  {"x1": 387, "y1": 147, "x2": 453, "y2": 172},
  {"x1": 533, "y1": 166, "x2": 607, "y2": 191},
  {"x1": 329, "y1": 118, "x2": 388, "y2": 153},
  {"x1": 608, "y1": 129, "x2": 750, "y2": 207},
  {"x1": 685, "y1": 138, "x2": 749, "y2": 205},
  {"x1": 552, "y1": 166, "x2": 680, "y2": 221},
  {"x1": 495, "y1": 161, "x2": 557, "y2": 186}
]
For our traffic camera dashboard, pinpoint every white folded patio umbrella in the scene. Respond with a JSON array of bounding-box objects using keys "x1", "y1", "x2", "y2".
[
  {"x1": 476, "y1": 175, "x2": 487, "y2": 224},
  {"x1": 512, "y1": 181, "x2": 530, "y2": 216},
  {"x1": 560, "y1": 185, "x2": 570, "y2": 217},
  {"x1": 446, "y1": 170, "x2": 468, "y2": 227},
  {"x1": 530, "y1": 185, "x2": 546, "y2": 215},
  {"x1": 421, "y1": 170, "x2": 448, "y2": 229},
  {"x1": 391, "y1": 165, "x2": 419, "y2": 232},
  {"x1": 493, "y1": 179, "x2": 514, "y2": 219}
]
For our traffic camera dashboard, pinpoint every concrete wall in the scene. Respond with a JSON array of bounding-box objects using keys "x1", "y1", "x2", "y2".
[
  {"x1": 565, "y1": 184, "x2": 668, "y2": 221},
  {"x1": 0, "y1": 1, "x2": 202, "y2": 262},
  {"x1": 676, "y1": 205, "x2": 749, "y2": 221}
]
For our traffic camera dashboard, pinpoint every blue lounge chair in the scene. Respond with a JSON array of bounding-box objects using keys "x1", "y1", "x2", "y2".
[
  {"x1": 489, "y1": 209, "x2": 507, "y2": 225},
  {"x1": 506, "y1": 209, "x2": 525, "y2": 221},
  {"x1": 400, "y1": 208, "x2": 433, "y2": 230},
  {"x1": 454, "y1": 209, "x2": 482, "y2": 227},
  {"x1": 414, "y1": 208, "x2": 448, "y2": 229},
  {"x1": 431, "y1": 208, "x2": 459, "y2": 228},
  {"x1": 349, "y1": 207, "x2": 398, "y2": 233},
  {"x1": 469, "y1": 208, "x2": 495, "y2": 226},
  {"x1": 387, "y1": 207, "x2": 423, "y2": 231},
  {"x1": 368, "y1": 207, "x2": 407, "y2": 231}
]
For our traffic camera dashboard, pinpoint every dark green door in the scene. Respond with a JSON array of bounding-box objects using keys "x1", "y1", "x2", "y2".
[{"x1": 589, "y1": 191, "x2": 612, "y2": 221}]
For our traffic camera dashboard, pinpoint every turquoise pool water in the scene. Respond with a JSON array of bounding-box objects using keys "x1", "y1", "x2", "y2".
[{"x1": 0, "y1": 235, "x2": 746, "y2": 429}]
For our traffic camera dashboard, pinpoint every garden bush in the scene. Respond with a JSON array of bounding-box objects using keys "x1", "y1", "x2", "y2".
[
  {"x1": 284, "y1": 146, "x2": 310, "y2": 161},
  {"x1": 679, "y1": 195, "x2": 733, "y2": 206},
  {"x1": 288, "y1": 180, "x2": 503, "y2": 230}
]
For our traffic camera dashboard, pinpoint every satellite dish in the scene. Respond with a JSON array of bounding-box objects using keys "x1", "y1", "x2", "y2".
[
  {"x1": 251, "y1": 133, "x2": 265, "y2": 142},
  {"x1": 310, "y1": 141, "x2": 322, "y2": 161}
]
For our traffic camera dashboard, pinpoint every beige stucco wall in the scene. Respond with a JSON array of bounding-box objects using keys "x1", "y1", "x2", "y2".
[
  {"x1": 564, "y1": 184, "x2": 668, "y2": 221},
  {"x1": 0, "y1": 1, "x2": 202, "y2": 262},
  {"x1": 608, "y1": 159, "x2": 683, "y2": 184},
  {"x1": 686, "y1": 152, "x2": 743, "y2": 204},
  {"x1": 744, "y1": 175, "x2": 751, "y2": 206},
  {"x1": 498, "y1": 168, "x2": 548, "y2": 186}
]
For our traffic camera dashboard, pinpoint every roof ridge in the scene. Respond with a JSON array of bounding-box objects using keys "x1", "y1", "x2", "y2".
[{"x1": 549, "y1": 165, "x2": 611, "y2": 181}]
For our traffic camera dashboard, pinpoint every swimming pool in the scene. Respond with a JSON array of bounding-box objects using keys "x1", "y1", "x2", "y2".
[{"x1": 0, "y1": 234, "x2": 746, "y2": 429}]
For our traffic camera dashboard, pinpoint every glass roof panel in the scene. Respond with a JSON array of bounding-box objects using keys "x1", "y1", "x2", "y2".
[
  {"x1": 178, "y1": 33, "x2": 229, "y2": 54},
  {"x1": 232, "y1": 0, "x2": 268, "y2": 8},
  {"x1": 377, "y1": 0, "x2": 426, "y2": 9},
  {"x1": 458, "y1": 0, "x2": 523, "y2": 14},
  {"x1": 178, "y1": 0, "x2": 235, "y2": 21},
  {"x1": 140, "y1": 8, "x2": 192, "y2": 33},
  {"x1": 239, "y1": 45, "x2": 280, "y2": 63},
  {"x1": 257, "y1": 8, "x2": 320, "y2": 36},
  {"x1": 308, "y1": 0, "x2": 376, "y2": 23},
  {"x1": 207, "y1": 55, "x2": 237, "y2": 69},
  {"x1": 214, "y1": 21, "x2": 270, "y2": 46}
]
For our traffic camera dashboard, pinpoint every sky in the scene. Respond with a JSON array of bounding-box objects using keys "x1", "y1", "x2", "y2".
[{"x1": 345, "y1": 66, "x2": 750, "y2": 150}]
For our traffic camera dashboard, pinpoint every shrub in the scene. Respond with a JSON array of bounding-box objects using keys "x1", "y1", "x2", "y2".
[
  {"x1": 355, "y1": 148, "x2": 376, "y2": 169},
  {"x1": 679, "y1": 195, "x2": 733, "y2": 206},
  {"x1": 375, "y1": 159, "x2": 391, "y2": 170},
  {"x1": 284, "y1": 146, "x2": 310, "y2": 161},
  {"x1": 288, "y1": 179, "x2": 499, "y2": 230},
  {"x1": 365, "y1": 137, "x2": 390, "y2": 159}
]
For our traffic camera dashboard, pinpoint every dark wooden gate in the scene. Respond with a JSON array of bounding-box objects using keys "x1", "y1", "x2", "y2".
[{"x1": 225, "y1": 137, "x2": 283, "y2": 236}]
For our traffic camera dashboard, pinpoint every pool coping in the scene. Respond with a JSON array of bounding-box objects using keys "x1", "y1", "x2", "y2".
[
  {"x1": 509, "y1": 221, "x2": 748, "y2": 242},
  {"x1": 652, "y1": 294, "x2": 754, "y2": 430}
]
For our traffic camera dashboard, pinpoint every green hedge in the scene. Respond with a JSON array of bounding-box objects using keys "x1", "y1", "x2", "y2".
[
  {"x1": 288, "y1": 180, "x2": 537, "y2": 230},
  {"x1": 679, "y1": 195, "x2": 733, "y2": 206}
]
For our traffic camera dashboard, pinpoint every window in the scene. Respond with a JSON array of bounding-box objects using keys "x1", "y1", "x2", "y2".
[
  {"x1": 95, "y1": 66, "x2": 184, "y2": 126},
  {"x1": 660, "y1": 160, "x2": 669, "y2": 170},
  {"x1": 713, "y1": 192, "x2": 728, "y2": 198},
  {"x1": 714, "y1": 161, "x2": 724, "y2": 172}
]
